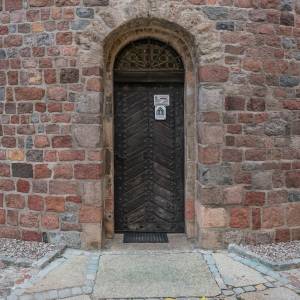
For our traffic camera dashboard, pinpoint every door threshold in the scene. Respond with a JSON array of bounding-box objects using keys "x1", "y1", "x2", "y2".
[
  {"x1": 123, "y1": 232, "x2": 168, "y2": 243},
  {"x1": 103, "y1": 233, "x2": 194, "y2": 252}
]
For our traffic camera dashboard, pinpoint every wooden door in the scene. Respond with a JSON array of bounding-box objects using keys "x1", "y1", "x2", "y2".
[{"x1": 114, "y1": 82, "x2": 184, "y2": 233}]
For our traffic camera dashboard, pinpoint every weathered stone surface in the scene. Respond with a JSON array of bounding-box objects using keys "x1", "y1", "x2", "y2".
[
  {"x1": 82, "y1": 223, "x2": 101, "y2": 249},
  {"x1": 200, "y1": 207, "x2": 227, "y2": 228},
  {"x1": 199, "y1": 165, "x2": 233, "y2": 185},
  {"x1": 0, "y1": 0, "x2": 299, "y2": 250},
  {"x1": 216, "y1": 21, "x2": 234, "y2": 31},
  {"x1": 71, "y1": 20, "x2": 90, "y2": 30},
  {"x1": 202, "y1": 7, "x2": 229, "y2": 20},
  {"x1": 48, "y1": 231, "x2": 81, "y2": 248},
  {"x1": 60, "y1": 68, "x2": 79, "y2": 84},
  {"x1": 199, "y1": 125, "x2": 224, "y2": 144},
  {"x1": 286, "y1": 171, "x2": 300, "y2": 188},
  {"x1": 12, "y1": 163, "x2": 33, "y2": 178},
  {"x1": 73, "y1": 125, "x2": 101, "y2": 148},
  {"x1": 47, "y1": 87, "x2": 67, "y2": 101},
  {"x1": 230, "y1": 207, "x2": 249, "y2": 228},
  {"x1": 223, "y1": 185, "x2": 243, "y2": 204},
  {"x1": 83, "y1": 0, "x2": 109, "y2": 6},
  {"x1": 279, "y1": 75, "x2": 300, "y2": 87},
  {"x1": 81, "y1": 181, "x2": 102, "y2": 206},
  {"x1": 199, "y1": 65, "x2": 229, "y2": 83},
  {"x1": 26, "y1": 150, "x2": 43, "y2": 162},
  {"x1": 213, "y1": 253, "x2": 267, "y2": 287},
  {"x1": 264, "y1": 119, "x2": 288, "y2": 136},
  {"x1": 199, "y1": 87, "x2": 223, "y2": 111},
  {"x1": 252, "y1": 171, "x2": 273, "y2": 190},
  {"x1": 15, "y1": 87, "x2": 45, "y2": 101},
  {"x1": 0, "y1": 87, "x2": 5, "y2": 101},
  {"x1": 94, "y1": 253, "x2": 220, "y2": 298},
  {"x1": 76, "y1": 8, "x2": 94, "y2": 18},
  {"x1": 262, "y1": 206, "x2": 285, "y2": 228},
  {"x1": 240, "y1": 287, "x2": 300, "y2": 300},
  {"x1": 288, "y1": 191, "x2": 300, "y2": 202}
]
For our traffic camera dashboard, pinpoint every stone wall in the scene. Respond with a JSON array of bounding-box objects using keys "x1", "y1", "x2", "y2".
[{"x1": 0, "y1": 0, "x2": 299, "y2": 249}]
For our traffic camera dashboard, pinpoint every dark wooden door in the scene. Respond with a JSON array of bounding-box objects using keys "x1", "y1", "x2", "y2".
[{"x1": 114, "y1": 82, "x2": 184, "y2": 233}]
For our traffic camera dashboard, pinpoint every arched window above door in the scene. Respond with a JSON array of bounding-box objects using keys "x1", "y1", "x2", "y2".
[
  {"x1": 114, "y1": 39, "x2": 184, "y2": 83},
  {"x1": 114, "y1": 39, "x2": 184, "y2": 72}
]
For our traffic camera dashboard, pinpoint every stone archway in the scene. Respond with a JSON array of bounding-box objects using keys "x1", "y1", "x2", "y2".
[{"x1": 102, "y1": 18, "x2": 198, "y2": 242}]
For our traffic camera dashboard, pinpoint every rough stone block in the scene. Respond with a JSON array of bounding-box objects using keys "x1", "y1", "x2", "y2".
[
  {"x1": 198, "y1": 185, "x2": 222, "y2": 205},
  {"x1": 82, "y1": 223, "x2": 102, "y2": 249},
  {"x1": 12, "y1": 163, "x2": 33, "y2": 178},
  {"x1": 73, "y1": 125, "x2": 101, "y2": 148},
  {"x1": 76, "y1": 8, "x2": 94, "y2": 18},
  {"x1": 202, "y1": 6, "x2": 228, "y2": 20},
  {"x1": 199, "y1": 165, "x2": 233, "y2": 185},
  {"x1": 46, "y1": 196, "x2": 65, "y2": 212},
  {"x1": 83, "y1": 0, "x2": 109, "y2": 6},
  {"x1": 74, "y1": 164, "x2": 102, "y2": 179},
  {"x1": 198, "y1": 145, "x2": 220, "y2": 164},
  {"x1": 80, "y1": 206, "x2": 102, "y2": 223},
  {"x1": 26, "y1": 150, "x2": 43, "y2": 162},
  {"x1": 199, "y1": 65, "x2": 229, "y2": 83},
  {"x1": 60, "y1": 68, "x2": 79, "y2": 84},
  {"x1": 200, "y1": 207, "x2": 227, "y2": 228},
  {"x1": 34, "y1": 164, "x2": 52, "y2": 179},
  {"x1": 262, "y1": 206, "x2": 285, "y2": 228},
  {"x1": 198, "y1": 87, "x2": 223, "y2": 111},
  {"x1": 223, "y1": 185, "x2": 243, "y2": 205},
  {"x1": 49, "y1": 180, "x2": 78, "y2": 195},
  {"x1": 287, "y1": 204, "x2": 300, "y2": 226},
  {"x1": 16, "y1": 179, "x2": 30, "y2": 193},
  {"x1": 252, "y1": 171, "x2": 273, "y2": 190},
  {"x1": 52, "y1": 136, "x2": 72, "y2": 148},
  {"x1": 286, "y1": 171, "x2": 300, "y2": 188},
  {"x1": 28, "y1": 195, "x2": 44, "y2": 211},
  {"x1": 216, "y1": 21, "x2": 234, "y2": 31},
  {"x1": 81, "y1": 181, "x2": 102, "y2": 206},
  {"x1": 288, "y1": 191, "x2": 300, "y2": 202},
  {"x1": 199, "y1": 125, "x2": 224, "y2": 145},
  {"x1": 20, "y1": 212, "x2": 39, "y2": 228},
  {"x1": 15, "y1": 87, "x2": 45, "y2": 101},
  {"x1": 42, "y1": 214, "x2": 59, "y2": 229},
  {"x1": 76, "y1": 94, "x2": 101, "y2": 113},
  {"x1": 245, "y1": 191, "x2": 265, "y2": 206},
  {"x1": 47, "y1": 87, "x2": 67, "y2": 101},
  {"x1": 230, "y1": 207, "x2": 249, "y2": 228},
  {"x1": 5, "y1": 194, "x2": 25, "y2": 209}
]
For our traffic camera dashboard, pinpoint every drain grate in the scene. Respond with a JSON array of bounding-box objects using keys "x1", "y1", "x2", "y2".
[{"x1": 123, "y1": 232, "x2": 169, "y2": 243}]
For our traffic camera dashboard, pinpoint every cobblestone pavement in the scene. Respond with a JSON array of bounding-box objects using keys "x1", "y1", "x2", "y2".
[
  {"x1": 0, "y1": 262, "x2": 37, "y2": 298},
  {"x1": 1, "y1": 247, "x2": 300, "y2": 300}
]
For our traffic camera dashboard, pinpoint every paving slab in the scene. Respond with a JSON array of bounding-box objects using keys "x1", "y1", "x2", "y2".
[
  {"x1": 64, "y1": 296, "x2": 91, "y2": 300},
  {"x1": 281, "y1": 268, "x2": 300, "y2": 289},
  {"x1": 93, "y1": 252, "x2": 220, "y2": 298},
  {"x1": 103, "y1": 234, "x2": 194, "y2": 252},
  {"x1": 239, "y1": 287, "x2": 300, "y2": 300},
  {"x1": 25, "y1": 254, "x2": 88, "y2": 293},
  {"x1": 213, "y1": 253, "x2": 268, "y2": 287}
]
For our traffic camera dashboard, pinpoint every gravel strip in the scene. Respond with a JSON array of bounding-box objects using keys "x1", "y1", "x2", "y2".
[
  {"x1": 243, "y1": 241, "x2": 300, "y2": 263},
  {"x1": 0, "y1": 238, "x2": 61, "y2": 261}
]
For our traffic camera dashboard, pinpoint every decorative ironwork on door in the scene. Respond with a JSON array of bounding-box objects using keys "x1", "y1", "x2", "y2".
[{"x1": 114, "y1": 39, "x2": 184, "y2": 72}]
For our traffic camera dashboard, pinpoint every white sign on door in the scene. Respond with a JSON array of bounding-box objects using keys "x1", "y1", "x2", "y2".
[
  {"x1": 155, "y1": 105, "x2": 166, "y2": 120},
  {"x1": 154, "y1": 95, "x2": 170, "y2": 106}
]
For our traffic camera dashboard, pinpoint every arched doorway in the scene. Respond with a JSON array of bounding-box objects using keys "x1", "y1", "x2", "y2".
[{"x1": 114, "y1": 39, "x2": 185, "y2": 233}]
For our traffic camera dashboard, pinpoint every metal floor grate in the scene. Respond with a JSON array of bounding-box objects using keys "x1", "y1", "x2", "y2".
[{"x1": 123, "y1": 232, "x2": 169, "y2": 243}]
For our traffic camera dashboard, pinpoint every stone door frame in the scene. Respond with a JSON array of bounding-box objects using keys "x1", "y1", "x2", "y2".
[{"x1": 102, "y1": 18, "x2": 198, "y2": 243}]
